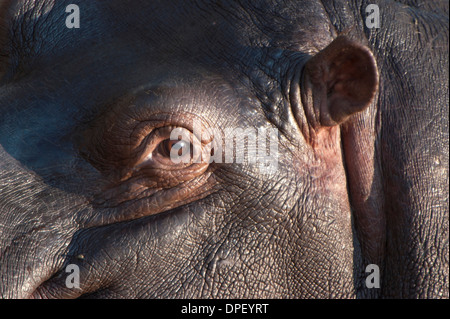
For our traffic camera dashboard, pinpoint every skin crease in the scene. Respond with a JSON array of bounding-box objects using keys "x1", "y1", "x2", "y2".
[{"x1": 0, "y1": 0, "x2": 448, "y2": 299}]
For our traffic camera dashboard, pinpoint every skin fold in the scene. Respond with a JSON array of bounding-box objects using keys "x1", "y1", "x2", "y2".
[{"x1": 0, "y1": 0, "x2": 448, "y2": 298}]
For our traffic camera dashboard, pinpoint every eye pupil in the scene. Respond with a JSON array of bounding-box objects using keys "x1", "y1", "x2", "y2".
[
  {"x1": 171, "y1": 140, "x2": 185, "y2": 156},
  {"x1": 159, "y1": 139, "x2": 190, "y2": 158}
]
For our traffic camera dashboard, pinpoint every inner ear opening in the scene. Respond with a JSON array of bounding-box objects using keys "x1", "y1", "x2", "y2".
[
  {"x1": 328, "y1": 48, "x2": 378, "y2": 107},
  {"x1": 303, "y1": 36, "x2": 379, "y2": 127}
]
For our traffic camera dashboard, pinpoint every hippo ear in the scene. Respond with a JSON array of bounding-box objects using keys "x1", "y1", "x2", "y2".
[{"x1": 302, "y1": 36, "x2": 378, "y2": 127}]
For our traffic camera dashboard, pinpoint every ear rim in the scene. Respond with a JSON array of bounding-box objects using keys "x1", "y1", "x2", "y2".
[{"x1": 302, "y1": 36, "x2": 379, "y2": 127}]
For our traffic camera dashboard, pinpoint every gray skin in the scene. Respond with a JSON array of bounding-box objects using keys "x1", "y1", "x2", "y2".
[{"x1": 0, "y1": 0, "x2": 448, "y2": 299}]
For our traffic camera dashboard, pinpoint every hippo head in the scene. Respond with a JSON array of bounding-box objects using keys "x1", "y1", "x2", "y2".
[{"x1": 1, "y1": 0, "x2": 447, "y2": 299}]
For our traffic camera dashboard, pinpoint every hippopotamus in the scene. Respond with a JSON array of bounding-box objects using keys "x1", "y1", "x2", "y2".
[{"x1": 0, "y1": 0, "x2": 448, "y2": 298}]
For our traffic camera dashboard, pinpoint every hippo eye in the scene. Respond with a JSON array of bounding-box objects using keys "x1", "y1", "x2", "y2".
[
  {"x1": 156, "y1": 138, "x2": 193, "y2": 161},
  {"x1": 137, "y1": 126, "x2": 206, "y2": 169}
]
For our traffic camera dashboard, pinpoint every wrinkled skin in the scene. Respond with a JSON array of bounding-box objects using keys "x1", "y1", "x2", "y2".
[{"x1": 0, "y1": 0, "x2": 448, "y2": 298}]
